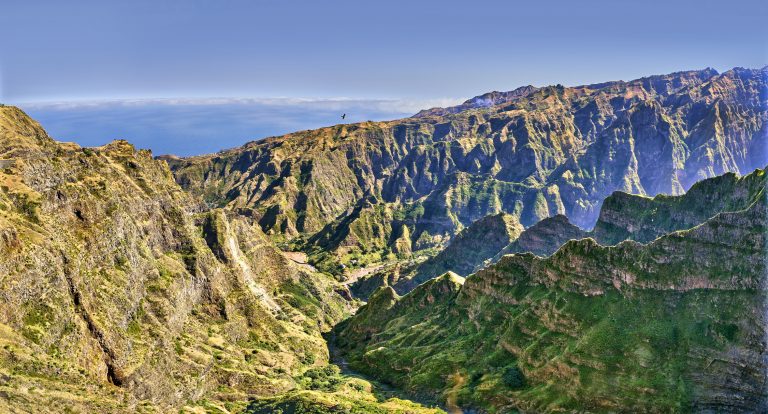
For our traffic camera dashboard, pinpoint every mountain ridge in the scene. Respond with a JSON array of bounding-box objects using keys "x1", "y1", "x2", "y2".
[
  {"x1": 0, "y1": 106, "x2": 440, "y2": 413},
  {"x1": 334, "y1": 187, "x2": 767, "y2": 412},
  {"x1": 167, "y1": 66, "x2": 767, "y2": 275},
  {"x1": 0, "y1": 64, "x2": 766, "y2": 413},
  {"x1": 350, "y1": 166, "x2": 766, "y2": 297}
]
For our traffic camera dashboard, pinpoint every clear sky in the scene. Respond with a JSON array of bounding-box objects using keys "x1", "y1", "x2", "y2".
[{"x1": 1, "y1": 0, "x2": 766, "y2": 155}]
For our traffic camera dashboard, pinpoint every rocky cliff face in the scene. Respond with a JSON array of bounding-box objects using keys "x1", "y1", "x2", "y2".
[
  {"x1": 334, "y1": 174, "x2": 768, "y2": 412},
  {"x1": 350, "y1": 213, "x2": 522, "y2": 298},
  {"x1": 592, "y1": 167, "x2": 767, "y2": 244},
  {"x1": 167, "y1": 67, "x2": 767, "y2": 270},
  {"x1": 351, "y1": 168, "x2": 766, "y2": 299},
  {"x1": 494, "y1": 214, "x2": 587, "y2": 259},
  {"x1": 0, "y1": 107, "x2": 441, "y2": 413}
]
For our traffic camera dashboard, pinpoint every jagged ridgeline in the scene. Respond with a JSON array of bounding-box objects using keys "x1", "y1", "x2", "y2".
[
  {"x1": 349, "y1": 167, "x2": 767, "y2": 299},
  {"x1": 348, "y1": 212, "x2": 527, "y2": 299},
  {"x1": 333, "y1": 179, "x2": 768, "y2": 412},
  {"x1": 166, "y1": 67, "x2": 767, "y2": 272},
  {"x1": 0, "y1": 107, "x2": 440, "y2": 413},
  {"x1": 2, "y1": 64, "x2": 767, "y2": 414}
]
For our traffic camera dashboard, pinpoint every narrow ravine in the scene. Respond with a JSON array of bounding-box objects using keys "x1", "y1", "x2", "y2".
[{"x1": 326, "y1": 332, "x2": 469, "y2": 414}]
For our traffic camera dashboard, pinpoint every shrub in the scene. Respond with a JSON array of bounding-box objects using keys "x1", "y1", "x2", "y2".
[
  {"x1": 502, "y1": 366, "x2": 526, "y2": 389},
  {"x1": 299, "y1": 365, "x2": 344, "y2": 392}
]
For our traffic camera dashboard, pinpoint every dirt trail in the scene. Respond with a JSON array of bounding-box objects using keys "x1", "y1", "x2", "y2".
[
  {"x1": 281, "y1": 251, "x2": 317, "y2": 272},
  {"x1": 445, "y1": 373, "x2": 467, "y2": 414}
]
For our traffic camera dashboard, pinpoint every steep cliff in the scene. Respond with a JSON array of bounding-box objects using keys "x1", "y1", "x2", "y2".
[
  {"x1": 167, "y1": 67, "x2": 767, "y2": 270},
  {"x1": 0, "y1": 106, "x2": 438, "y2": 413},
  {"x1": 592, "y1": 167, "x2": 767, "y2": 244},
  {"x1": 334, "y1": 177, "x2": 767, "y2": 412},
  {"x1": 350, "y1": 168, "x2": 766, "y2": 300}
]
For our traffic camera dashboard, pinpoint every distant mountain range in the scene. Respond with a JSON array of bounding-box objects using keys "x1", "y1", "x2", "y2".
[
  {"x1": 166, "y1": 66, "x2": 767, "y2": 274},
  {"x1": 0, "y1": 66, "x2": 766, "y2": 413}
]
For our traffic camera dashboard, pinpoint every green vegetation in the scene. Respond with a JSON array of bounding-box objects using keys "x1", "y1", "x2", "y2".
[
  {"x1": 383, "y1": 213, "x2": 524, "y2": 294},
  {"x1": 592, "y1": 168, "x2": 767, "y2": 244},
  {"x1": 502, "y1": 366, "x2": 525, "y2": 390},
  {"x1": 168, "y1": 67, "x2": 766, "y2": 271},
  {"x1": 2, "y1": 66, "x2": 767, "y2": 414},
  {"x1": 298, "y1": 365, "x2": 345, "y2": 392},
  {"x1": 334, "y1": 196, "x2": 767, "y2": 412},
  {"x1": 246, "y1": 371, "x2": 445, "y2": 414}
]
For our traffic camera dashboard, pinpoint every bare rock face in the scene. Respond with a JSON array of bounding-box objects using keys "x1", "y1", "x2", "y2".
[
  {"x1": 0, "y1": 106, "x2": 354, "y2": 412},
  {"x1": 386, "y1": 213, "x2": 522, "y2": 294},
  {"x1": 495, "y1": 214, "x2": 587, "y2": 258},
  {"x1": 167, "y1": 67, "x2": 767, "y2": 268}
]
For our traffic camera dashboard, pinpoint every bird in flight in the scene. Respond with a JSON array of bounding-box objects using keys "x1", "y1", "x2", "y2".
[{"x1": 341, "y1": 113, "x2": 346, "y2": 120}]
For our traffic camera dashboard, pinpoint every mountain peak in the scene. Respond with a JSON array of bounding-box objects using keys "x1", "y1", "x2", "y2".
[
  {"x1": 169, "y1": 65, "x2": 766, "y2": 282},
  {"x1": 412, "y1": 85, "x2": 538, "y2": 117}
]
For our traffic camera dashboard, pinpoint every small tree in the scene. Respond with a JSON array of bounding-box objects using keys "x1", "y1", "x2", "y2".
[{"x1": 503, "y1": 366, "x2": 526, "y2": 389}]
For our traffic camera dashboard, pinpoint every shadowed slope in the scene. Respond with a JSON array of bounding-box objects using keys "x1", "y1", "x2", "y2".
[
  {"x1": 168, "y1": 68, "x2": 767, "y2": 272},
  {"x1": 334, "y1": 177, "x2": 767, "y2": 412}
]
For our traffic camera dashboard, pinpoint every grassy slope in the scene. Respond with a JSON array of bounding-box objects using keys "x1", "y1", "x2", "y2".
[
  {"x1": 592, "y1": 167, "x2": 767, "y2": 244},
  {"x1": 335, "y1": 193, "x2": 767, "y2": 412},
  {"x1": 0, "y1": 106, "x2": 439, "y2": 414}
]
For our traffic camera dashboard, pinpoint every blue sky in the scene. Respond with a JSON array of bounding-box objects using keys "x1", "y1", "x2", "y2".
[{"x1": 2, "y1": 0, "x2": 766, "y2": 155}]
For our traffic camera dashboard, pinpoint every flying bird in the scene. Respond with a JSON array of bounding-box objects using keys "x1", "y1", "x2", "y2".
[{"x1": 341, "y1": 113, "x2": 346, "y2": 119}]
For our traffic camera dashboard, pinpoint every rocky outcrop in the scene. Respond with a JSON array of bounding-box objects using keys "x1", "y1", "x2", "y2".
[
  {"x1": 592, "y1": 167, "x2": 767, "y2": 244},
  {"x1": 167, "y1": 67, "x2": 768, "y2": 269},
  {"x1": 334, "y1": 176, "x2": 768, "y2": 412},
  {"x1": 0, "y1": 106, "x2": 357, "y2": 412},
  {"x1": 354, "y1": 213, "x2": 522, "y2": 297},
  {"x1": 495, "y1": 214, "x2": 587, "y2": 259}
]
